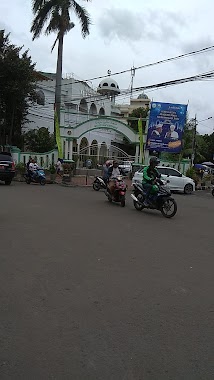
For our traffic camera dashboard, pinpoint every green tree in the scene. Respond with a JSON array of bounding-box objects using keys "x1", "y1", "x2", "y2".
[
  {"x1": 0, "y1": 31, "x2": 36, "y2": 147},
  {"x1": 24, "y1": 127, "x2": 56, "y2": 152},
  {"x1": 127, "y1": 107, "x2": 149, "y2": 133},
  {"x1": 202, "y1": 133, "x2": 214, "y2": 161},
  {"x1": 31, "y1": 0, "x2": 91, "y2": 132}
]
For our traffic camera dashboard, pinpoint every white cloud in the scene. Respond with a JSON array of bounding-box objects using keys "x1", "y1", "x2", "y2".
[
  {"x1": 0, "y1": 0, "x2": 214, "y2": 133},
  {"x1": 98, "y1": 7, "x2": 186, "y2": 43}
]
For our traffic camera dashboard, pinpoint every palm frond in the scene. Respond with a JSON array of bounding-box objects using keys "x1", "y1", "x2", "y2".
[
  {"x1": 71, "y1": 0, "x2": 91, "y2": 38},
  {"x1": 31, "y1": 1, "x2": 55, "y2": 39},
  {"x1": 32, "y1": 0, "x2": 46, "y2": 14}
]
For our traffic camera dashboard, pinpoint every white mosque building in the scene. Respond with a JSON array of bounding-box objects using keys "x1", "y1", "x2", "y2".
[{"x1": 21, "y1": 72, "x2": 150, "y2": 166}]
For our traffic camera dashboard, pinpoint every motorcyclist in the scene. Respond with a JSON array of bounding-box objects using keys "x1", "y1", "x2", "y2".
[
  {"x1": 29, "y1": 159, "x2": 39, "y2": 180},
  {"x1": 102, "y1": 160, "x2": 112, "y2": 184},
  {"x1": 142, "y1": 157, "x2": 161, "y2": 206},
  {"x1": 107, "y1": 160, "x2": 124, "y2": 195}
]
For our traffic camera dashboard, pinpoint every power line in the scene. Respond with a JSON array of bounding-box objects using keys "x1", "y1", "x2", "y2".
[
  {"x1": 31, "y1": 68, "x2": 214, "y2": 116},
  {"x1": 40, "y1": 43, "x2": 214, "y2": 90}
]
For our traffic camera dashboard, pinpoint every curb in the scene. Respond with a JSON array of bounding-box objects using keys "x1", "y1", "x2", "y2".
[{"x1": 59, "y1": 183, "x2": 93, "y2": 188}]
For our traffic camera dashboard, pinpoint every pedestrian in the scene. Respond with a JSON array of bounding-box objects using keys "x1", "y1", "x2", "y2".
[{"x1": 56, "y1": 158, "x2": 63, "y2": 177}]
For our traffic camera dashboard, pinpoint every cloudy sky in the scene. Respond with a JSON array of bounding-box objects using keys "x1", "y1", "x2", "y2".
[{"x1": 1, "y1": 0, "x2": 214, "y2": 134}]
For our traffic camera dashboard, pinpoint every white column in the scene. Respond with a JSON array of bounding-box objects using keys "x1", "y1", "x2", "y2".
[
  {"x1": 135, "y1": 144, "x2": 139, "y2": 163},
  {"x1": 97, "y1": 144, "x2": 100, "y2": 163},
  {"x1": 144, "y1": 148, "x2": 150, "y2": 165},
  {"x1": 67, "y1": 140, "x2": 70, "y2": 160},
  {"x1": 77, "y1": 142, "x2": 80, "y2": 168},
  {"x1": 69, "y1": 139, "x2": 73, "y2": 160},
  {"x1": 64, "y1": 139, "x2": 68, "y2": 160}
]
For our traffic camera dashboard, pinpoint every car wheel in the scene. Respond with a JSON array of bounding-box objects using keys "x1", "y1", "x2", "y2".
[
  {"x1": 5, "y1": 180, "x2": 12, "y2": 185},
  {"x1": 184, "y1": 184, "x2": 193, "y2": 195}
]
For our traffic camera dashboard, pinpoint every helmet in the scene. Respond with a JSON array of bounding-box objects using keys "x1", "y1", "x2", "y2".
[
  {"x1": 105, "y1": 160, "x2": 112, "y2": 167},
  {"x1": 149, "y1": 156, "x2": 160, "y2": 166}
]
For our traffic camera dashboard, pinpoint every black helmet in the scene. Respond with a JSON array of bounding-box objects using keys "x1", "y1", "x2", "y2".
[{"x1": 149, "y1": 156, "x2": 160, "y2": 166}]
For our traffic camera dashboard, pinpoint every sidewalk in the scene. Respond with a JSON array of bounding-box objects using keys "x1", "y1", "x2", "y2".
[{"x1": 56, "y1": 175, "x2": 132, "y2": 188}]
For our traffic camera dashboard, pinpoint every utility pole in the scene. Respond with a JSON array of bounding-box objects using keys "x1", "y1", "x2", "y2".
[
  {"x1": 130, "y1": 66, "x2": 135, "y2": 100},
  {"x1": 191, "y1": 114, "x2": 197, "y2": 166}
]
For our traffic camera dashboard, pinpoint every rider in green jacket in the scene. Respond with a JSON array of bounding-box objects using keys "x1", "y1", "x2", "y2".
[{"x1": 142, "y1": 157, "x2": 161, "y2": 206}]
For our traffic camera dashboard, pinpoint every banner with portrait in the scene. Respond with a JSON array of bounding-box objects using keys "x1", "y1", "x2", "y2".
[{"x1": 146, "y1": 102, "x2": 187, "y2": 153}]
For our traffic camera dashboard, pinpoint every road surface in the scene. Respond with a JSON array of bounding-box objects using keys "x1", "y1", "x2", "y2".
[{"x1": 0, "y1": 183, "x2": 213, "y2": 379}]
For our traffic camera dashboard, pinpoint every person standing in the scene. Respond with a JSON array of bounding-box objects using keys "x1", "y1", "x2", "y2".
[{"x1": 56, "y1": 158, "x2": 63, "y2": 177}]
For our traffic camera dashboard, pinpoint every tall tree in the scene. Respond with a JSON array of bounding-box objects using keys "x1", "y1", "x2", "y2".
[
  {"x1": 0, "y1": 31, "x2": 36, "y2": 147},
  {"x1": 24, "y1": 127, "x2": 56, "y2": 152},
  {"x1": 31, "y1": 0, "x2": 91, "y2": 132}
]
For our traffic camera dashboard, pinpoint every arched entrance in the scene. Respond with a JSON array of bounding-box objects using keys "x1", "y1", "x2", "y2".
[
  {"x1": 79, "y1": 137, "x2": 89, "y2": 167},
  {"x1": 90, "y1": 140, "x2": 98, "y2": 156},
  {"x1": 99, "y1": 142, "x2": 108, "y2": 164},
  {"x1": 61, "y1": 116, "x2": 147, "y2": 164}
]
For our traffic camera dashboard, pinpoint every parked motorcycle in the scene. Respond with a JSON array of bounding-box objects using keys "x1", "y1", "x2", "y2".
[
  {"x1": 93, "y1": 176, "x2": 107, "y2": 191},
  {"x1": 131, "y1": 180, "x2": 177, "y2": 218},
  {"x1": 24, "y1": 168, "x2": 46, "y2": 186},
  {"x1": 105, "y1": 175, "x2": 127, "y2": 207}
]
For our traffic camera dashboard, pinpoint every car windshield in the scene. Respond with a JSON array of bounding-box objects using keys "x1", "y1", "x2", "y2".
[{"x1": 0, "y1": 153, "x2": 13, "y2": 161}]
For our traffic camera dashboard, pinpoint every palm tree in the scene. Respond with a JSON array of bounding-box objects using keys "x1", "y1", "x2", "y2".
[{"x1": 31, "y1": 0, "x2": 91, "y2": 132}]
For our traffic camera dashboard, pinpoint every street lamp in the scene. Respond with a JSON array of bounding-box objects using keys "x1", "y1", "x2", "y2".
[{"x1": 191, "y1": 116, "x2": 212, "y2": 166}]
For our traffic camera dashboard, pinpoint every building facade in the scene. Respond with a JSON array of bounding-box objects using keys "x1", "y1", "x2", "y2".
[{"x1": 24, "y1": 73, "x2": 150, "y2": 164}]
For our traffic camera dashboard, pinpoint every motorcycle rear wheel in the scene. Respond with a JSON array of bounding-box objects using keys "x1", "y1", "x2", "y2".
[
  {"x1": 40, "y1": 178, "x2": 46, "y2": 186},
  {"x1": 26, "y1": 178, "x2": 31, "y2": 184},
  {"x1": 161, "y1": 197, "x2": 177, "y2": 218},
  {"x1": 120, "y1": 195, "x2": 126, "y2": 207},
  {"x1": 93, "y1": 182, "x2": 100, "y2": 191}
]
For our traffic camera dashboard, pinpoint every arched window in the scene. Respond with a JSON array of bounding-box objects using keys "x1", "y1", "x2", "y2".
[
  {"x1": 36, "y1": 90, "x2": 45, "y2": 106},
  {"x1": 89, "y1": 103, "x2": 97, "y2": 116},
  {"x1": 99, "y1": 107, "x2": 105, "y2": 116},
  {"x1": 79, "y1": 98, "x2": 88, "y2": 113}
]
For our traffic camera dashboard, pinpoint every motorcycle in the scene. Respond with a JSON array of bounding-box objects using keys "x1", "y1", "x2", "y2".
[
  {"x1": 93, "y1": 176, "x2": 107, "y2": 191},
  {"x1": 105, "y1": 175, "x2": 127, "y2": 207},
  {"x1": 24, "y1": 168, "x2": 46, "y2": 186},
  {"x1": 131, "y1": 180, "x2": 177, "y2": 218}
]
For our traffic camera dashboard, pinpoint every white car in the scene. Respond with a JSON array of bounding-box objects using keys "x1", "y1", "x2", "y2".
[
  {"x1": 132, "y1": 166, "x2": 195, "y2": 194},
  {"x1": 119, "y1": 161, "x2": 133, "y2": 174}
]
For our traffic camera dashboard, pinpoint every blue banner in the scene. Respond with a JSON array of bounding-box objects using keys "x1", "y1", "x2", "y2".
[{"x1": 146, "y1": 102, "x2": 187, "y2": 153}]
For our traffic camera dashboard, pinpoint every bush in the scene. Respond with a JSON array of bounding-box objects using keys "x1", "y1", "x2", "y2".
[
  {"x1": 186, "y1": 167, "x2": 199, "y2": 184},
  {"x1": 49, "y1": 164, "x2": 56, "y2": 174},
  {"x1": 16, "y1": 162, "x2": 26, "y2": 174}
]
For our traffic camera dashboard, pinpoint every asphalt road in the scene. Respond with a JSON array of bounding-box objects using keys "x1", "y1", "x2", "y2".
[{"x1": 0, "y1": 183, "x2": 214, "y2": 380}]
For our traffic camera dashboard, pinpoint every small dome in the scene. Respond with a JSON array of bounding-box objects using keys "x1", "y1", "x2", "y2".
[
  {"x1": 97, "y1": 77, "x2": 120, "y2": 95},
  {"x1": 137, "y1": 93, "x2": 149, "y2": 99}
]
